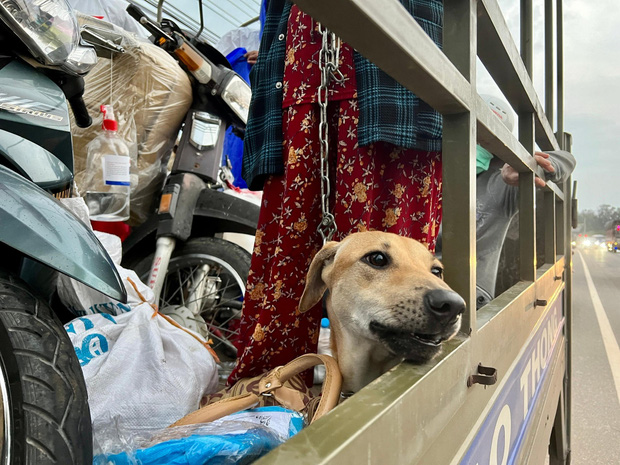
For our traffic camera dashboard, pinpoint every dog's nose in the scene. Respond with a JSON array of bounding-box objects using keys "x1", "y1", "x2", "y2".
[{"x1": 424, "y1": 289, "x2": 466, "y2": 324}]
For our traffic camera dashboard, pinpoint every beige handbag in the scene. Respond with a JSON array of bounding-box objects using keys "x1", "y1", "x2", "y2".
[{"x1": 170, "y1": 353, "x2": 342, "y2": 428}]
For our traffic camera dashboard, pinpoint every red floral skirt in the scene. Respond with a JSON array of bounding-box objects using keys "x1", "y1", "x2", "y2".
[{"x1": 228, "y1": 99, "x2": 442, "y2": 384}]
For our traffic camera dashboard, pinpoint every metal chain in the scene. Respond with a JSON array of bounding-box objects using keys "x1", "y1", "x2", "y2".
[{"x1": 317, "y1": 24, "x2": 343, "y2": 243}]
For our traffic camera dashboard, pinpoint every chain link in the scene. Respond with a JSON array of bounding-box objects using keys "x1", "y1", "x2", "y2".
[{"x1": 317, "y1": 24, "x2": 342, "y2": 243}]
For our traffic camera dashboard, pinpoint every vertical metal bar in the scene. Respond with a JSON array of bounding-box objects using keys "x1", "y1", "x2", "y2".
[
  {"x1": 545, "y1": 0, "x2": 554, "y2": 128},
  {"x1": 156, "y1": 0, "x2": 165, "y2": 22},
  {"x1": 556, "y1": 135, "x2": 570, "y2": 255},
  {"x1": 521, "y1": 0, "x2": 534, "y2": 76},
  {"x1": 544, "y1": 190, "x2": 557, "y2": 264},
  {"x1": 443, "y1": 114, "x2": 476, "y2": 331},
  {"x1": 561, "y1": 176, "x2": 573, "y2": 462},
  {"x1": 556, "y1": 196, "x2": 565, "y2": 257},
  {"x1": 556, "y1": 19, "x2": 570, "y2": 449},
  {"x1": 557, "y1": 0, "x2": 565, "y2": 139},
  {"x1": 520, "y1": 0, "x2": 536, "y2": 284},
  {"x1": 519, "y1": 114, "x2": 536, "y2": 281},
  {"x1": 563, "y1": 123, "x2": 573, "y2": 455},
  {"x1": 442, "y1": 0, "x2": 477, "y2": 333},
  {"x1": 520, "y1": 0, "x2": 537, "y2": 280}
]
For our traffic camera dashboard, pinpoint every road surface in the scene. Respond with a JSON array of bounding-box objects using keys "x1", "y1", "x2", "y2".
[{"x1": 571, "y1": 244, "x2": 620, "y2": 464}]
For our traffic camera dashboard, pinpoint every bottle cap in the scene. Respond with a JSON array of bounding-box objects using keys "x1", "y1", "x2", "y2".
[
  {"x1": 321, "y1": 317, "x2": 330, "y2": 328},
  {"x1": 100, "y1": 104, "x2": 118, "y2": 131}
]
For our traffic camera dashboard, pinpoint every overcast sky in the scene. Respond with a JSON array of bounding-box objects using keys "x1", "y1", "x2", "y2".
[{"x1": 563, "y1": 0, "x2": 617, "y2": 212}]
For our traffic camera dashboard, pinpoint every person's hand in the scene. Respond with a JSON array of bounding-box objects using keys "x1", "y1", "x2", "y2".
[
  {"x1": 245, "y1": 50, "x2": 258, "y2": 65},
  {"x1": 500, "y1": 151, "x2": 555, "y2": 188}
]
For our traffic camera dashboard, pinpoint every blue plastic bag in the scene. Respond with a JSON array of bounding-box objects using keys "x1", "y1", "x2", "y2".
[
  {"x1": 94, "y1": 407, "x2": 304, "y2": 465},
  {"x1": 101, "y1": 429, "x2": 279, "y2": 465},
  {"x1": 221, "y1": 47, "x2": 252, "y2": 189}
]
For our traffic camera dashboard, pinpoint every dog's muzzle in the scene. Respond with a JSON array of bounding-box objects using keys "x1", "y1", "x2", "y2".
[{"x1": 369, "y1": 289, "x2": 465, "y2": 362}]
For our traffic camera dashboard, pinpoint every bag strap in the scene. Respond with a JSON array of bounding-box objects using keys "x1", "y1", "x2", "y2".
[
  {"x1": 169, "y1": 392, "x2": 260, "y2": 428},
  {"x1": 169, "y1": 353, "x2": 342, "y2": 428},
  {"x1": 259, "y1": 353, "x2": 341, "y2": 423}
]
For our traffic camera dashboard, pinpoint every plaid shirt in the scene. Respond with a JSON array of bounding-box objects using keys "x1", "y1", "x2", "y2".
[{"x1": 242, "y1": 0, "x2": 443, "y2": 190}]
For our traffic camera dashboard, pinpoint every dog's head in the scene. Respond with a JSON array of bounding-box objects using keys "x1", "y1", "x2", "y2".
[{"x1": 299, "y1": 231, "x2": 465, "y2": 390}]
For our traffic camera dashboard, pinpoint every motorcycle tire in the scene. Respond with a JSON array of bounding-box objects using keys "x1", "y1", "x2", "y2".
[
  {"x1": 127, "y1": 237, "x2": 251, "y2": 361},
  {"x1": 0, "y1": 270, "x2": 92, "y2": 465}
]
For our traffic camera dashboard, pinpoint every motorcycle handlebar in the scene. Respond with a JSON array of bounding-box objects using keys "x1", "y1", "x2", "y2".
[
  {"x1": 68, "y1": 95, "x2": 92, "y2": 128},
  {"x1": 51, "y1": 74, "x2": 92, "y2": 128},
  {"x1": 126, "y1": 3, "x2": 147, "y2": 23},
  {"x1": 126, "y1": 4, "x2": 176, "y2": 44}
]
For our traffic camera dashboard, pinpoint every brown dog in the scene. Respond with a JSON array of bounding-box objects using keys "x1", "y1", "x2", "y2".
[{"x1": 299, "y1": 231, "x2": 465, "y2": 393}]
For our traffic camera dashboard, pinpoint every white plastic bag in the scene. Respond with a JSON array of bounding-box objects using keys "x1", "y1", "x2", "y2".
[
  {"x1": 56, "y1": 196, "x2": 153, "y2": 316},
  {"x1": 214, "y1": 25, "x2": 261, "y2": 57},
  {"x1": 57, "y1": 263, "x2": 153, "y2": 316},
  {"x1": 65, "y1": 304, "x2": 219, "y2": 442}
]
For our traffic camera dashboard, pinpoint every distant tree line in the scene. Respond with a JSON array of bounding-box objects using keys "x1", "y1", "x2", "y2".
[{"x1": 578, "y1": 204, "x2": 620, "y2": 234}]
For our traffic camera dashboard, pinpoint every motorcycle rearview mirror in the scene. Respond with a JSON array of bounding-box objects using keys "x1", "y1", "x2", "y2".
[
  {"x1": 80, "y1": 26, "x2": 126, "y2": 58},
  {"x1": 74, "y1": 12, "x2": 126, "y2": 59}
]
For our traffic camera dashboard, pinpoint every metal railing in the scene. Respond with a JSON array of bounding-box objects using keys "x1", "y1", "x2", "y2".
[{"x1": 257, "y1": 1, "x2": 572, "y2": 463}]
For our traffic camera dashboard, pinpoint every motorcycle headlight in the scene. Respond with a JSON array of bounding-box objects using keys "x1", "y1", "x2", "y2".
[
  {"x1": 221, "y1": 74, "x2": 251, "y2": 125},
  {"x1": 0, "y1": 0, "x2": 97, "y2": 74}
]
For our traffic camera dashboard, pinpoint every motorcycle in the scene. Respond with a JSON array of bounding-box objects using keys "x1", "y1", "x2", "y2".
[
  {"x1": 0, "y1": 1, "x2": 126, "y2": 463},
  {"x1": 116, "y1": 4, "x2": 259, "y2": 361}
]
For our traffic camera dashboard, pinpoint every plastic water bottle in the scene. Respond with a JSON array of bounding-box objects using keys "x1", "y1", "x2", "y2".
[
  {"x1": 317, "y1": 317, "x2": 332, "y2": 356},
  {"x1": 314, "y1": 318, "x2": 332, "y2": 384},
  {"x1": 84, "y1": 105, "x2": 131, "y2": 221}
]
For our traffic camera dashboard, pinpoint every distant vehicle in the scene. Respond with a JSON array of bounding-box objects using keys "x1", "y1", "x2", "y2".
[
  {"x1": 573, "y1": 233, "x2": 592, "y2": 248},
  {"x1": 605, "y1": 220, "x2": 620, "y2": 252},
  {"x1": 592, "y1": 234, "x2": 607, "y2": 249}
]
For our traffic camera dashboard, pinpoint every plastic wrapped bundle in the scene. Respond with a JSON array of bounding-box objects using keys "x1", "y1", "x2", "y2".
[
  {"x1": 93, "y1": 407, "x2": 304, "y2": 465},
  {"x1": 71, "y1": 15, "x2": 193, "y2": 225}
]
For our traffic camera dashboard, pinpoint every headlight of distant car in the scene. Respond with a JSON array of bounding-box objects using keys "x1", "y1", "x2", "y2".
[
  {"x1": 583, "y1": 240, "x2": 591, "y2": 246},
  {"x1": 0, "y1": 0, "x2": 97, "y2": 74},
  {"x1": 221, "y1": 74, "x2": 251, "y2": 124}
]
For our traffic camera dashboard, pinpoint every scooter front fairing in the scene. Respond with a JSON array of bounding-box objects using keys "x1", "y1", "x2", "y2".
[{"x1": 0, "y1": 166, "x2": 126, "y2": 302}]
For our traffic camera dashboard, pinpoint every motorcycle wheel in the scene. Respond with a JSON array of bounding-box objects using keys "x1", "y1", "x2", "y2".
[
  {"x1": 129, "y1": 237, "x2": 251, "y2": 361},
  {"x1": 0, "y1": 270, "x2": 92, "y2": 465}
]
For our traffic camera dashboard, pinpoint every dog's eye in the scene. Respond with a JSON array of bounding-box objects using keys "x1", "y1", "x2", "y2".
[
  {"x1": 363, "y1": 252, "x2": 389, "y2": 268},
  {"x1": 431, "y1": 266, "x2": 443, "y2": 278}
]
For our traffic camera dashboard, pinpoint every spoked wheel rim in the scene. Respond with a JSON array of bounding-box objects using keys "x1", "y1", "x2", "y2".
[{"x1": 158, "y1": 253, "x2": 246, "y2": 360}]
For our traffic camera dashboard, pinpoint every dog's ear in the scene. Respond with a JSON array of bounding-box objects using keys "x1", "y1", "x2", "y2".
[{"x1": 298, "y1": 241, "x2": 339, "y2": 313}]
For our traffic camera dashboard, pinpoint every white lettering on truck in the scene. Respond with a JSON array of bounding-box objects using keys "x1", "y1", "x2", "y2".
[
  {"x1": 489, "y1": 404, "x2": 511, "y2": 465},
  {"x1": 519, "y1": 311, "x2": 559, "y2": 422}
]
